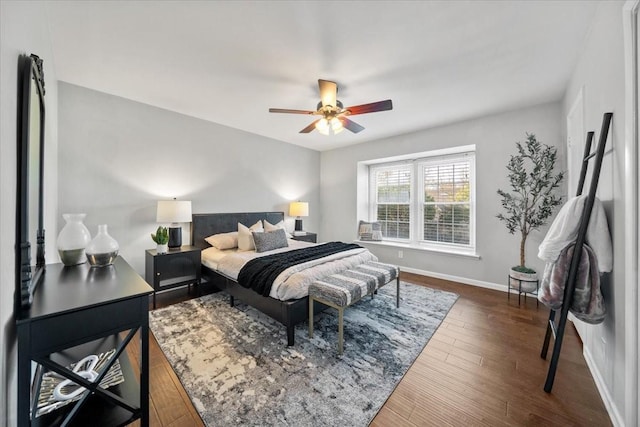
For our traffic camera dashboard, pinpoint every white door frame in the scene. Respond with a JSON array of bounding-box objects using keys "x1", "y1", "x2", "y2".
[{"x1": 623, "y1": 2, "x2": 639, "y2": 427}]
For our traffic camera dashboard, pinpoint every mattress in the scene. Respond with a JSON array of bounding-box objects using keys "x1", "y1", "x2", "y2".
[{"x1": 202, "y1": 240, "x2": 378, "y2": 301}]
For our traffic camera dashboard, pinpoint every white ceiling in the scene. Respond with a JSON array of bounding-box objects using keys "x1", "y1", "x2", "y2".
[{"x1": 45, "y1": 1, "x2": 598, "y2": 151}]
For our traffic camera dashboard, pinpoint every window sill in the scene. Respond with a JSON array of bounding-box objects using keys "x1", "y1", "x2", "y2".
[{"x1": 355, "y1": 239, "x2": 481, "y2": 259}]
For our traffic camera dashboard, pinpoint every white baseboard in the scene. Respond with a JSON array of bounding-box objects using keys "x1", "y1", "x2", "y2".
[
  {"x1": 583, "y1": 346, "x2": 623, "y2": 427},
  {"x1": 398, "y1": 265, "x2": 507, "y2": 292}
]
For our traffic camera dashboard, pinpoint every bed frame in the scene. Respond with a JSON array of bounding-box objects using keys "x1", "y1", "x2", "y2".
[{"x1": 192, "y1": 211, "x2": 325, "y2": 346}]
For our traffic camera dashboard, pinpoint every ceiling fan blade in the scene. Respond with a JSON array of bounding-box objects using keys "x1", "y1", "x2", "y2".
[
  {"x1": 269, "y1": 108, "x2": 317, "y2": 115},
  {"x1": 299, "y1": 120, "x2": 320, "y2": 133},
  {"x1": 340, "y1": 117, "x2": 365, "y2": 134},
  {"x1": 318, "y1": 79, "x2": 338, "y2": 108},
  {"x1": 344, "y1": 99, "x2": 393, "y2": 115}
]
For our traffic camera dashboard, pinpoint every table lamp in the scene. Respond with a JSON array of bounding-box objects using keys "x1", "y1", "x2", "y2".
[
  {"x1": 289, "y1": 201, "x2": 309, "y2": 233},
  {"x1": 157, "y1": 199, "x2": 192, "y2": 248}
]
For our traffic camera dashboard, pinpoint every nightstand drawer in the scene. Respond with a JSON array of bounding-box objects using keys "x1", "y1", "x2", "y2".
[{"x1": 155, "y1": 253, "x2": 199, "y2": 285}]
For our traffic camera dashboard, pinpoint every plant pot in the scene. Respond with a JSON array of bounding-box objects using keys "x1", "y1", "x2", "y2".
[
  {"x1": 509, "y1": 268, "x2": 538, "y2": 293},
  {"x1": 156, "y1": 243, "x2": 168, "y2": 254}
]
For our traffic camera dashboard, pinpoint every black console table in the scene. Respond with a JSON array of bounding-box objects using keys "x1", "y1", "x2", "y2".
[{"x1": 16, "y1": 256, "x2": 153, "y2": 426}]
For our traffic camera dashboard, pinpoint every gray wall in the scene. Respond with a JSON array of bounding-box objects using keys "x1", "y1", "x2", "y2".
[
  {"x1": 58, "y1": 82, "x2": 321, "y2": 276},
  {"x1": 0, "y1": 2, "x2": 59, "y2": 425},
  {"x1": 320, "y1": 102, "x2": 564, "y2": 287},
  {"x1": 562, "y1": 1, "x2": 627, "y2": 422}
]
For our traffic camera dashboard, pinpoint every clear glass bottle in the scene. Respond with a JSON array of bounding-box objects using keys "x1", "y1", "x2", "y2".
[
  {"x1": 85, "y1": 224, "x2": 119, "y2": 267},
  {"x1": 57, "y1": 213, "x2": 92, "y2": 266}
]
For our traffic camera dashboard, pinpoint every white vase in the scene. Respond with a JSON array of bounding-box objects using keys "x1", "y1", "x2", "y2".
[
  {"x1": 509, "y1": 268, "x2": 538, "y2": 293},
  {"x1": 57, "y1": 213, "x2": 92, "y2": 266},
  {"x1": 86, "y1": 224, "x2": 119, "y2": 267},
  {"x1": 156, "y1": 243, "x2": 168, "y2": 254}
]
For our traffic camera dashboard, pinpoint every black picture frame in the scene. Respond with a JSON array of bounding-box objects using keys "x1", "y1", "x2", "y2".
[{"x1": 16, "y1": 53, "x2": 46, "y2": 310}]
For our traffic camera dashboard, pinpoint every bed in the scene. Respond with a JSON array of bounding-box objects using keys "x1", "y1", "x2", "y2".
[{"x1": 191, "y1": 211, "x2": 377, "y2": 346}]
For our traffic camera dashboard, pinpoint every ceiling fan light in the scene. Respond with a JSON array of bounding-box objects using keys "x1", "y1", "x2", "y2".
[
  {"x1": 330, "y1": 117, "x2": 344, "y2": 134},
  {"x1": 316, "y1": 118, "x2": 330, "y2": 135}
]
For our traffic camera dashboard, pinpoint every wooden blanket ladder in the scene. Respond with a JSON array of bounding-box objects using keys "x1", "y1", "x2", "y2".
[{"x1": 540, "y1": 112, "x2": 613, "y2": 393}]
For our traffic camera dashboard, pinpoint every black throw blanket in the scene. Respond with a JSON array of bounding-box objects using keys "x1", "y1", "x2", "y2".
[{"x1": 237, "y1": 242, "x2": 363, "y2": 297}]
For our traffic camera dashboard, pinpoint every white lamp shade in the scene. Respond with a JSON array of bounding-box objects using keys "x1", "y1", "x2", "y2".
[
  {"x1": 289, "y1": 201, "x2": 309, "y2": 217},
  {"x1": 157, "y1": 200, "x2": 192, "y2": 223}
]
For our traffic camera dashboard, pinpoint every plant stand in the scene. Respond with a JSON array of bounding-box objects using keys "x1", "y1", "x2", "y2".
[{"x1": 508, "y1": 273, "x2": 539, "y2": 307}]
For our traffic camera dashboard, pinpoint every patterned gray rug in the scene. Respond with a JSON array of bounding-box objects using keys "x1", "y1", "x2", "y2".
[{"x1": 149, "y1": 282, "x2": 458, "y2": 426}]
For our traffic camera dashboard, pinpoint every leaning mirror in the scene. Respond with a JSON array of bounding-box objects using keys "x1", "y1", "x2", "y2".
[{"x1": 16, "y1": 54, "x2": 46, "y2": 310}]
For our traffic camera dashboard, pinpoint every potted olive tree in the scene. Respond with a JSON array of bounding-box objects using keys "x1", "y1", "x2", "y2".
[
  {"x1": 497, "y1": 133, "x2": 564, "y2": 291},
  {"x1": 151, "y1": 226, "x2": 169, "y2": 254}
]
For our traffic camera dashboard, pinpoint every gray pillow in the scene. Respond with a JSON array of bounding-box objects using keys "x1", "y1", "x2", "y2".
[
  {"x1": 358, "y1": 220, "x2": 382, "y2": 241},
  {"x1": 252, "y1": 228, "x2": 289, "y2": 253}
]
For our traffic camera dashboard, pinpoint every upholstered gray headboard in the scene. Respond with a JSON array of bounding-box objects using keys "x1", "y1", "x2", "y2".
[{"x1": 192, "y1": 212, "x2": 285, "y2": 250}]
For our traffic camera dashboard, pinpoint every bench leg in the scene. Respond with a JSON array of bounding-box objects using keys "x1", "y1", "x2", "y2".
[
  {"x1": 338, "y1": 307, "x2": 344, "y2": 355},
  {"x1": 396, "y1": 275, "x2": 400, "y2": 308},
  {"x1": 308, "y1": 297, "x2": 314, "y2": 338}
]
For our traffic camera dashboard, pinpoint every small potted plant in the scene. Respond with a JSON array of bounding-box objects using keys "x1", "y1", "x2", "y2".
[
  {"x1": 151, "y1": 226, "x2": 169, "y2": 254},
  {"x1": 497, "y1": 133, "x2": 564, "y2": 291}
]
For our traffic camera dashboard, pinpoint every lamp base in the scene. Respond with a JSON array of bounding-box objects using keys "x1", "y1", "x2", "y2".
[
  {"x1": 294, "y1": 219, "x2": 303, "y2": 232},
  {"x1": 168, "y1": 226, "x2": 182, "y2": 248}
]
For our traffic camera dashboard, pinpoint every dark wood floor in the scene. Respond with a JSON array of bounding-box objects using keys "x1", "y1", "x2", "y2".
[{"x1": 134, "y1": 273, "x2": 611, "y2": 426}]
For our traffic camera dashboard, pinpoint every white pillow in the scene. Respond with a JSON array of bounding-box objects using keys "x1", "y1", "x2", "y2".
[
  {"x1": 205, "y1": 231, "x2": 238, "y2": 250},
  {"x1": 238, "y1": 220, "x2": 264, "y2": 251},
  {"x1": 263, "y1": 220, "x2": 292, "y2": 238}
]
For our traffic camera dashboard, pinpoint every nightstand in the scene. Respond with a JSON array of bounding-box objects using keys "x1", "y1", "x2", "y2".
[
  {"x1": 145, "y1": 245, "x2": 201, "y2": 309},
  {"x1": 291, "y1": 232, "x2": 317, "y2": 243}
]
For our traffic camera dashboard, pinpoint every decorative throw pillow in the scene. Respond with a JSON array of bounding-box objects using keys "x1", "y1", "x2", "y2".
[
  {"x1": 205, "y1": 231, "x2": 238, "y2": 250},
  {"x1": 358, "y1": 220, "x2": 383, "y2": 241},
  {"x1": 252, "y1": 229, "x2": 289, "y2": 253},
  {"x1": 263, "y1": 220, "x2": 292, "y2": 238},
  {"x1": 238, "y1": 221, "x2": 264, "y2": 251}
]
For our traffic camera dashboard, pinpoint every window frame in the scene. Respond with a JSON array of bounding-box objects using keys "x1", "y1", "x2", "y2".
[{"x1": 368, "y1": 148, "x2": 476, "y2": 253}]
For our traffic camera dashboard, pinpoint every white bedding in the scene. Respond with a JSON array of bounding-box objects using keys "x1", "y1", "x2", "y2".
[
  {"x1": 201, "y1": 239, "x2": 312, "y2": 270},
  {"x1": 201, "y1": 247, "x2": 238, "y2": 270},
  {"x1": 202, "y1": 240, "x2": 378, "y2": 301}
]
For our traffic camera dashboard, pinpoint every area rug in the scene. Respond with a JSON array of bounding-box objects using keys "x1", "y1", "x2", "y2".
[{"x1": 149, "y1": 281, "x2": 458, "y2": 426}]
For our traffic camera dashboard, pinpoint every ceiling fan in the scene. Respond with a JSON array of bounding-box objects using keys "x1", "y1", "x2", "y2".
[{"x1": 269, "y1": 79, "x2": 393, "y2": 135}]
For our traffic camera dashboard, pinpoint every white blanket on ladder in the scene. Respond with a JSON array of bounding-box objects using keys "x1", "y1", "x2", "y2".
[{"x1": 538, "y1": 195, "x2": 612, "y2": 273}]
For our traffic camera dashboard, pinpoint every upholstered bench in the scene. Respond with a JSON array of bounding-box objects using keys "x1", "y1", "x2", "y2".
[{"x1": 308, "y1": 261, "x2": 400, "y2": 354}]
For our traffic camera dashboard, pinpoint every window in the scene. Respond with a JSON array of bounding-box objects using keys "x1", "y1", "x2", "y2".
[
  {"x1": 422, "y1": 159, "x2": 471, "y2": 245},
  {"x1": 368, "y1": 147, "x2": 475, "y2": 252},
  {"x1": 373, "y1": 165, "x2": 411, "y2": 239}
]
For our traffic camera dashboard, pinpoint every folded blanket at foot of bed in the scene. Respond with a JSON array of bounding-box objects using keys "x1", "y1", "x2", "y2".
[{"x1": 237, "y1": 242, "x2": 363, "y2": 296}]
